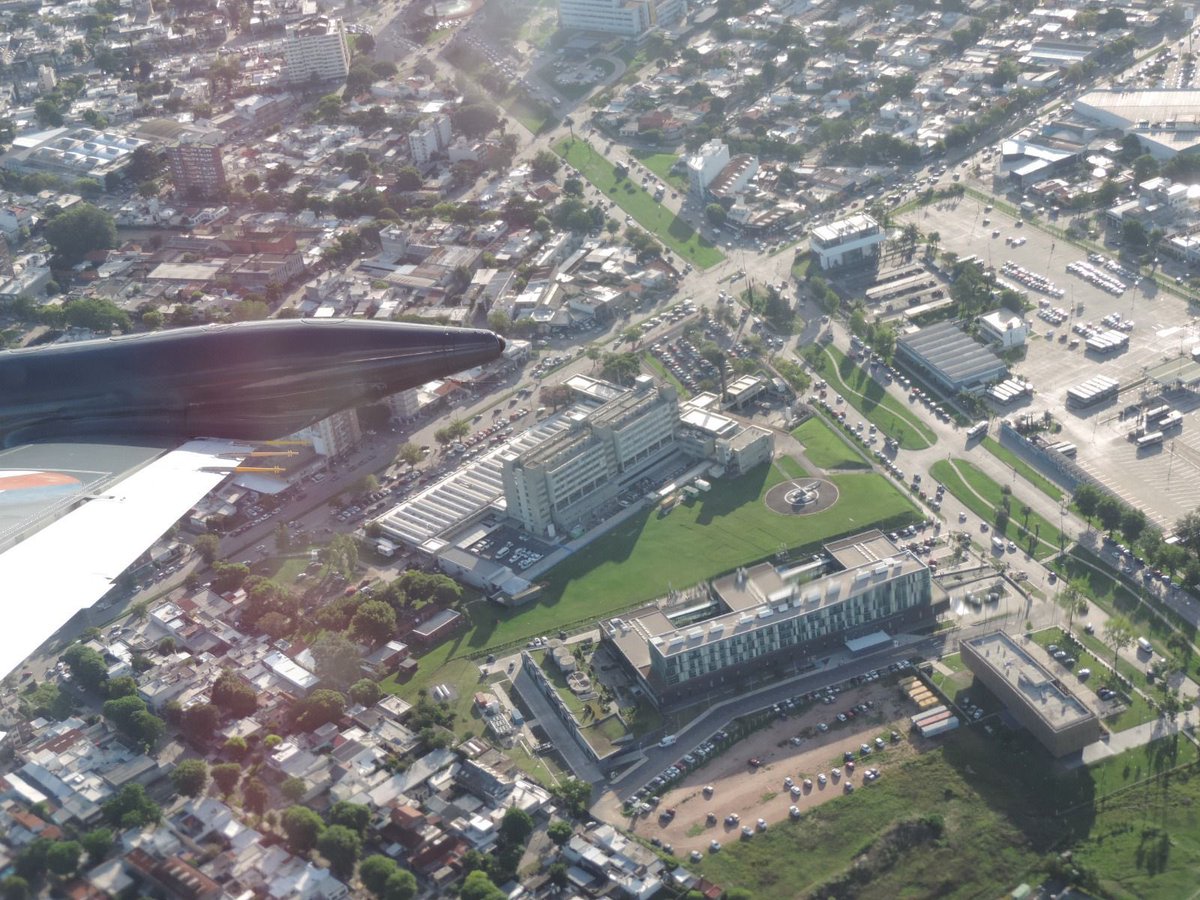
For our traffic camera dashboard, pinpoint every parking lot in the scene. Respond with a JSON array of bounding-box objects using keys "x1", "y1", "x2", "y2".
[
  {"x1": 901, "y1": 194, "x2": 1200, "y2": 524},
  {"x1": 623, "y1": 679, "x2": 924, "y2": 857}
]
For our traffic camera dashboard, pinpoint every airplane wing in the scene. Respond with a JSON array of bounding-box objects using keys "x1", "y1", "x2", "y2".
[{"x1": 0, "y1": 437, "x2": 252, "y2": 679}]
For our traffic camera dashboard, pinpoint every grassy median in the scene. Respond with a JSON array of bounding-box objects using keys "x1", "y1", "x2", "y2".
[{"x1": 555, "y1": 137, "x2": 725, "y2": 269}]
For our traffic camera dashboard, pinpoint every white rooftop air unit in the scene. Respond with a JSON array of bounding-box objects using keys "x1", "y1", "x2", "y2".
[
  {"x1": 854, "y1": 569, "x2": 871, "y2": 582},
  {"x1": 709, "y1": 623, "x2": 724, "y2": 637},
  {"x1": 826, "y1": 582, "x2": 841, "y2": 600},
  {"x1": 874, "y1": 564, "x2": 888, "y2": 575},
  {"x1": 687, "y1": 628, "x2": 704, "y2": 641},
  {"x1": 758, "y1": 608, "x2": 772, "y2": 619},
  {"x1": 737, "y1": 614, "x2": 754, "y2": 629}
]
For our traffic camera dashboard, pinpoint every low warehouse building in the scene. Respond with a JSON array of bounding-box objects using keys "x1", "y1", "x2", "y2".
[
  {"x1": 896, "y1": 320, "x2": 1008, "y2": 395},
  {"x1": 960, "y1": 631, "x2": 1101, "y2": 757}
]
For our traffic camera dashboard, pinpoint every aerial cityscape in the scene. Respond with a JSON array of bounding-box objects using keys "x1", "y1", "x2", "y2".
[{"x1": 5, "y1": 0, "x2": 1200, "y2": 897}]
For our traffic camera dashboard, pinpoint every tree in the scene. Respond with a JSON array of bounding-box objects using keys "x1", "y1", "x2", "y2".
[
  {"x1": 360, "y1": 855, "x2": 400, "y2": 896},
  {"x1": 705, "y1": 203, "x2": 727, "y2": 226},
  {"x1": 171, "y1": 759, "x2": 209, "y2": 798},
  {"x1": 547, "y1": 819, "x2": 573, "y2": 846},
  {"x1": 396, "y1": 443, "x2": 423, "y2": 466},
  {"x1": 211, "y1": 762, "x2": 242, "y2": 796},
  {"x1": 499, "y1": 807, "x2": 534, "y2": 846},
  {"x1": 2, "y1": 877, "x2": 30, "y2": 900},
  {"x1": 45, "y1": 841, "x2": 81, "y2": 877},
  {"x1": 211, "y1": 561, "x2": 250, "y2": 593},
  {"x1": 80, "y1": 829, "x2": 113, "y2": 865},
  {"x1": 1059, "y1": 578, "x2": 1087, "y2": 631},
  {"x1": 282, "y1": 776, "x2": 308, "y2": 803},
  {"x1": 310, "y1": 632, "x2": 363, "y2": 687},
  {"x1": 552, "y1": 778, "x2": 592, "y2": 818},
  {"x1": 43, "y1": 203, "x2": 118, "y2": 264},
  {"x1": 224, "y1": 735, "x2": 248, "y2": 759},
  {"x1": 1175, "y1": 509, "x2": 1200, "y2": 554},
  {"x1": 350, "y1": 678, "x2": 382, "y2": 707},
  {"x1": 531, "y1": 149, "x2": 562, "y2": 181},
  {"x1": 102, "y1": 784, "x2": 160, "y2": 829},
  {"x1": 1122, "y1": 218, "x2": 1148, "y2": 253},
  {"x1": 317, "y1": 824, "x2": 362, "y2": 880},
  {"x1": 351, "y1": 599, "x2": 397, "y2": 646},
  {"x1": 325, "y1": 533, "x2": 359, "y2": 581},
  {"x1": 1104, "y1": 615, "x2": 1135, "y2": 674},
  {"x1": 212, "y1": 669, "x2": 258, "y2": 717},
  {"x1": 1121, "y1": 507, "x2": 1147, "y2": 544},
  {"x1": 126, "y1": 145, "x2": 164, "y2": 182},
  {"x1": 195, "y1": 533, "x2": 220, "y2": 563},
  {"x1": 1096, "y1": 495, "x2": 1124, "y2": 535},
  {"x1": 1073, "y1": 484, "x2": 1101, "y2": 523},
  {"x1": 328, "y1": 800, "x2": 371, "y2": 836},
  {"x1": 461, "y1": 870, "x2": 507, "y2": 900},
  {"x1": 242, "y1": 778, "x2": 269, "y2": 817},
  {"x1": 283, "y1": 805, "x2": 326, "y2": 853},
  {"x1": 181, "y1": 702, "x2": 220, "y2": 744},
  {"x1": 293, "y1": 688, "x2": 347, "y2": 731},
  {"x1": 452, "y1": 103, "x2": 500, "y2": 138},
  {"x1": 18, "y1": 681, "x2": 74, "y2": 722},
  {"x1": 383, "y1": 869, "x2": 418, "y2": 900},
  {"x1": 102, "y1": 695, "x2": 165, "y2": 749}
]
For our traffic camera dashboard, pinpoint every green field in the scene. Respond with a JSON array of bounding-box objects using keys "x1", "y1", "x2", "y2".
[
  {"x1": 504, "y1": 92, "x2": 550, "y2": 134},
  {"x1": 385, "y1": 460, "x2": 919, "y2": 722},
  {"x1": 1054, "y1": 547, "x2": 1196, "y2": 650},
  {"x1": 812, "y1": 345, "x2": 937, "y2": 450},
  {"x1": 981, "y1": 437, "x2": 1066, "y2": 503},
  {"x1": 792, "y1": 415, "x2": 870, "y2": 471},
  {"x1": 930, "y1": 458, "x2": 1065, "y2": 559},
  {"x1": 555, "y1": 138, "x2": 724, "y2": 268},
  {"x1": 697, "y1": 727, "x2": 1200, "y2": 899},
  {"x1": 632, "y1": 150, "x2": 689, "y2": 192}
]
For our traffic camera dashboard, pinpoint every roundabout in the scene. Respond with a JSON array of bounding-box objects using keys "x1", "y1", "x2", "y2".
[{"x1": 764, "y1": 477, "x2": 839, "y2": 516}]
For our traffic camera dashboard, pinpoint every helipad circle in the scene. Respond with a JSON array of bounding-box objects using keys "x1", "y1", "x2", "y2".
[{"x1": 764, "y1": 478, "x2": 839, "y2": 516}]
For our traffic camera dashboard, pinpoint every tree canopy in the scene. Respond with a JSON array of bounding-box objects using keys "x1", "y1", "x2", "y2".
[{"x1": 43, "y1": 203, "x2": 117, "y2": 265}]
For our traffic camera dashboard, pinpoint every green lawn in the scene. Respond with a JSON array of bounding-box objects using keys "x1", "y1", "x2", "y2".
[
  {"x1": 632, "y1": 150, "x2": 689, "y2": 192},
  {"x1": 384, "y1": 461, "x2": 919, "y2": 725},
  {"x1": 930, "y1": 458, "x2": 1065, "y2": 560},
  {"x1": 811, "y1": 345, "x2": 937, "y2": 450},
  {"x1": 981, "y1": 437, "x2": 1065, "y2": 503},
  {"x1": 775, "y1": 456, "x2": 810, "y2": 479},
  {"x1": 504, "y1": 92, "x2": 550, "y2": 134},
  {"x1": 792, "y1": 416, "x2": 870, "y2": 471},
  {"x1": 697, "y1": 726, "x2": 1200, "y2": 899},
  {"x1": 1054, "y1": 547, "x2": 1197, "y2": 650},
  {"x1": 555, "y1": 138, "x2": 724, "y2": 269}
]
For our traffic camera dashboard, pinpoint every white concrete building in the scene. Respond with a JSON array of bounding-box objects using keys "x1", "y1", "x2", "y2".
[
  {"x1": 809, "y1": 214, "x2": 885, "y2": 271},
  {"x1": 283, "y1": 16, "x2": 350, "y2": 85},
  {"x1": 558, "y1": 0, "x2": 685, "y2": 37},
  {"x1": 292, "y1": 408, "x2": 361, "y2": 458},
  {"x1": 37, "y1": 65, "x2": 56, "y2": 93},
  {"x1": 686, "y1": 140, "x2": 730, "y2": 197},
  {"x1": 408, "y1": 115, "x2": 452, "y2": 166},
  {"x1": 977, "y1": 309, "x2": 1027, "y2": 349}
]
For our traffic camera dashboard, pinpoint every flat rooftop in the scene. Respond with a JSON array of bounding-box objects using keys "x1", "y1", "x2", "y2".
[
  {"x1": 825, "y1": 529, "x2": 900, "y2": 569},
  {"x1": 964, "y1": 631, "x2": 1094, "y2": 731},
  {"x1": 810, "y1": 214, "x2": 880, "y2": 246}
]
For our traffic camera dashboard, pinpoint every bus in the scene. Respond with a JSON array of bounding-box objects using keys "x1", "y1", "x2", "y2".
[
  {"x1": 1137, "y1": 431, "x2": 1164, "y2": 449},
  {"x1": 966, "y1": 421, "x2": 988, "y2": 440}
]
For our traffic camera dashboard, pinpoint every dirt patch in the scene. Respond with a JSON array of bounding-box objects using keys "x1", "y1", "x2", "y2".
[{"x1": 619, "y1": 682, "x2": 927, "y2": 853}]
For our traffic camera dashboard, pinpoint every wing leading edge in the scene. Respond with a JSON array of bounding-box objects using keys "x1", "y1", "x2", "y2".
[{"x1": 0, "y1": 438, "x2": 251, "y2": 679}]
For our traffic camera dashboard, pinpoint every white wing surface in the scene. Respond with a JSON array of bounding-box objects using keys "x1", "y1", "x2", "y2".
[{"x1": 0, "y1": 438, "x2": 250, "y2": 678}]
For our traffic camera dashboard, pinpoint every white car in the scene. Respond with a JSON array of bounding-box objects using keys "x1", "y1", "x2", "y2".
[{"x1": 658, "y1": 735, "x2": 677, "y2": 748}]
